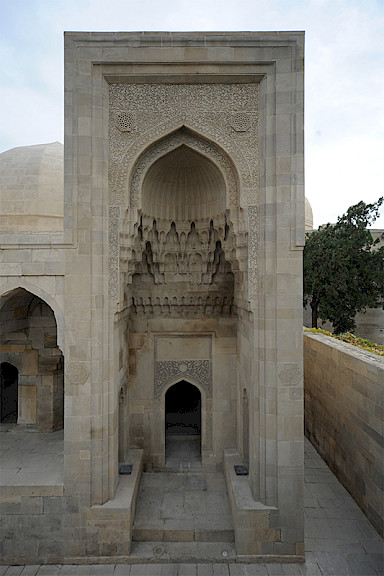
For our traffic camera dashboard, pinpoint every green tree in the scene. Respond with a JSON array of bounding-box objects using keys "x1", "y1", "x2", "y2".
[{"x1": 303, "y1": 198, "x2": 384, "y2": 333}]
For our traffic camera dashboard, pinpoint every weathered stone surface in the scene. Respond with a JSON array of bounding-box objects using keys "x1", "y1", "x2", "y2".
[{"x1": 0, "y1": 31, "x2": 305, "y2": 562}]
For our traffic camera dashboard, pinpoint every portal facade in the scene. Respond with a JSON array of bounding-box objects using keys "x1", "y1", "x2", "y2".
[{"x1": 0, "y1": 32, "x2": 305, "y2": 562}]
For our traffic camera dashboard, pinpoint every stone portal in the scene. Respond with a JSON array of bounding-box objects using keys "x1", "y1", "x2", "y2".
[{"x1": 0, "y1": 31, "x2": 305, "y2": 563}]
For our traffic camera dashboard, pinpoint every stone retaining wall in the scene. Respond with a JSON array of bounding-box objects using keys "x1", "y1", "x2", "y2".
[{"x1": 304, "y1": 332, "x2": 383, "y2": 536}]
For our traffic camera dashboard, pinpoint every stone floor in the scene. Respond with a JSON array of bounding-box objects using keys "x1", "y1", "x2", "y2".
[
  {"x1": 133, "y1": 469, "x2": 234, "y2": 544},
  {"x1": 0, "y1": 427, "x2": 383, "y2": 575},
  {"x1": 0, "y1": 425, "x2": 63, "y2": 487},
  {"x1": 165, "y1": 435, "x2": 202, "y2": 469}
]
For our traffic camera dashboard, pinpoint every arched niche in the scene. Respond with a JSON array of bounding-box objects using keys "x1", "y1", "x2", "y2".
[
  {"x1": 129, "y1": 126, "x2": 240, "y2": 213},
  {"x1": 0, "y1": 287, "x2": 64, "y2": 431},
  {"x1": 142, "y1": 145, "x2": 226, "y2": 221},
  {"x1": 0, "y1": 279, "x2": 64, "y2": 351}
]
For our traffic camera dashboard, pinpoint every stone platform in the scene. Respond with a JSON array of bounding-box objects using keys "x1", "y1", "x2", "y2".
[
  {"x1": 0, "y1": 427, "x2": 382, "y2": 573},
  {"x1": 133, "y1": 470, "x2": 234, "y2": 545}
]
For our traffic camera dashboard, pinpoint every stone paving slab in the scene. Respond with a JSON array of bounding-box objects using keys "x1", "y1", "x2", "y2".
[
  {"x1": 1, "y1": 439, "x2": 383, "y2": 574},
  {"x1": 133, "y1": 471, "x2": 234, "y2": 540}
]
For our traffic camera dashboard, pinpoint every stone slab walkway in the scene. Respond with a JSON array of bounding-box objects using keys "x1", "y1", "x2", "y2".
[
  {"x1": 0, "y1": 438, "x2": 383, "y2": 575},
  {"x1": 133, "y1": 470, "x2": 234, "y2": 544}
]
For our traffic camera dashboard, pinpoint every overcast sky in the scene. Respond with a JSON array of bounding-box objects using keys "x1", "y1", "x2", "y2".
[{"x1": 0, "y1": 0, "x2": 383, "y2": 228}]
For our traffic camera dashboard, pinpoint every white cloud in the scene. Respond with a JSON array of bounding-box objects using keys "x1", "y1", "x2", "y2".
[{"x1": 0, "y1": 0, "x2": 383, "y2": 227}]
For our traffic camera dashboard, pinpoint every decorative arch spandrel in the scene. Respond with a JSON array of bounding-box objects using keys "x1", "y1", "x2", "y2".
[{"x1": 108, "y1": 82, "x2": 260, "y2": 208}]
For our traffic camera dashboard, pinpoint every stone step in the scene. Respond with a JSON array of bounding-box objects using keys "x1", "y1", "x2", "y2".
[
  {"x1": 130, "y1": 540, "x2": 237, "y2": 563},
  {"x1": 132, "y1": 527, "x2": 235, "y2": 543}
]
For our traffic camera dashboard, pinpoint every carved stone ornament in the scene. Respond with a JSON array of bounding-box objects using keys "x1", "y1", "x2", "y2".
[
  {"x1": 278, "y1": 363, "x2": 302, "y2": 386},
  {"x1": 108, "y1": 206, "x2": 120, "y2": 300},
  {"x1": 65, "y1": 363, "x2": 90, "y2": 386},
  {"x1": 108, "y1": 83, "x2": 260, "y2": 301},
  {"x1": 116, "y1": 112, "x2": 135, "y2": 132},
  {"x1": 108, "y1": 83, "x2": 259, "y2": 207},
  {"x1": 154, "y1": 360, "x2": 211, "y2": 400},
  {"x1": 248, "y1": 205, "x2": 259, "y2": 301},
  {"x1": 231, "y1": 112, "x2": 251, "y2": 132}
]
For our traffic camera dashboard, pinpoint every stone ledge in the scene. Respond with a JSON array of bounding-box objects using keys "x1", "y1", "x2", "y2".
[
  {"x1": 86, "y1": 449, "x2": 143, "y2": 556},
  {"x1": 132, "y1": 528, "x2": 235, "y2": 542},
  {"x1": 224, "y1": 449, "x2": 279, "y2": 556}
]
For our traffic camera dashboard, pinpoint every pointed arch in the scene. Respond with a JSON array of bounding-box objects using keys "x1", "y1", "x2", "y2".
[
  {"x1": 0, "y1": 280, "x2": 64, "y2": 351},
  {"x1": 165, "y1": 380, "x2": 202, "y2": 435},
  {"x1": 0, "y1": 285, "x2": 64, "y2": 431},
  {"x1": 128, "y1": 126, "x2": 241, "y2": 211}
]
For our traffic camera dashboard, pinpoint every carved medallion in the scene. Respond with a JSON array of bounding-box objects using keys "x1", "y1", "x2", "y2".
[{"x1": 278, "y1": 363, "x2": 302, "y2": 386}]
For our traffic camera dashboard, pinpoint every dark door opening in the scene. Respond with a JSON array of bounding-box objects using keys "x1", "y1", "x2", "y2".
[
  {"x1": 165, "y1": 381, "x2": 201, "y2": 466},
  {"x1": 0, "y1": 363, "x2": 18, "y2": 423}
]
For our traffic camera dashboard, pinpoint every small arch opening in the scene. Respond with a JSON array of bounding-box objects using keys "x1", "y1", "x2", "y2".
[
  {"x1": 165, "y1": 380, "x2": 201, "y2": 467},
  {"x1": 0, "y1": 363, "x2": 18, "y2": 423}
]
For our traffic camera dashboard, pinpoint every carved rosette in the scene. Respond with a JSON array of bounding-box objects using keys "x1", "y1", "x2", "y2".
[
  {"x1": 116, "y1": 112, "x2": 135, "y2": 132},
  {"x1": 65, "y1": 362, "x2": 90, "y2": 386},
  {"x1": 231, "y1": 112, "x2": 251, "y2": 132},
  {"x1": 278, "y1": 363, "x2": 302, "y2": 386}
]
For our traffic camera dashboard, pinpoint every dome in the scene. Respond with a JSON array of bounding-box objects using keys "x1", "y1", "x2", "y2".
[
  {"x1": 305, "y1": 197, "x2": 314, "y2": 230},
  {"x1": 0, "y1": 142, "x2": 64, "y2": 232},
  {"x1": 142, "y1": 145, "x2": 226, "y2": 221}
]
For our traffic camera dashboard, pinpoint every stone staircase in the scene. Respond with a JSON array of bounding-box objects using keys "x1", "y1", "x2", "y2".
[{"x1": 132, "y1": 470, "x2": 235, "y2": 548}]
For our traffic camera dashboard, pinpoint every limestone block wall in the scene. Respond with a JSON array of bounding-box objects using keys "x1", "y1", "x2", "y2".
[
  {"x1": 304, "y1": 332, "x2": 384, "y2": 535},
  {"x1": 0, "y1": 490, "x2": 73, "y2": 563}
]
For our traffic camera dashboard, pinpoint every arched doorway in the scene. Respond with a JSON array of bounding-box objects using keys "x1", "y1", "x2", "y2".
[
  {"x1": 165, "y1": 380, "x2": 201, "y2": 466},
  {"x1": 0, "y1": 363, "x2": 18, "y2": 423},
  {"x1": 0, "y1": 288, "x2": 64, "y2": 430}
]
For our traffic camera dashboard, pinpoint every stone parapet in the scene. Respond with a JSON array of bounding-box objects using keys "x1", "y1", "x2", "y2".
[
  {"x1": 304, "y1": 331, "x2": 384, "y2": 536},
  {"x1": 84, "y1": 449, "x2": 143, "y2": 558},
  {"x1": 224, "y1": 449, "x2": 304, "y2": 561}
]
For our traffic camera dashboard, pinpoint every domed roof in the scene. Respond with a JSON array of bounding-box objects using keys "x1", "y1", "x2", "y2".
[
  {"x1": 0, "y1": 142, "x2": 64, "y2": 232},
  {"x1": 305, "y1": 197, "x2": 314, "y2": 230},
  {"x1": 142, "y1": 145, "x2": 226, "y2": 221}
]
